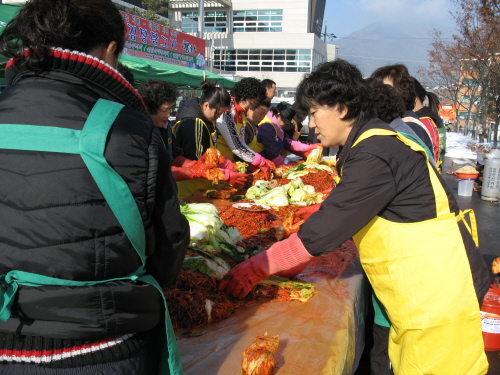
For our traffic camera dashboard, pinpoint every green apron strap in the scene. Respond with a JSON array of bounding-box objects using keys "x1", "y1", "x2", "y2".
[
  {"x1": 0, "y1": 124, "x2": 80, "y2": 153},
  {"x1": 398, "y1": 131, "x2": 433, "y2": 162},
  {"x1": 166, "y1": 124, "x2": 173, "y2": 158},
  {"x1": 79, "y1": 99, "x2": 146, "y2": 264},
  {"x1": 140, "y1": 275, "x2": 182, "y2": 375}
]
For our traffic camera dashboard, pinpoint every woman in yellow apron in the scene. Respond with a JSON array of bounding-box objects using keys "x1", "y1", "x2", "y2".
[
  {"x1": 172, "y1": 80, "x2": 247, "y2": 199},
  {"x1": 220, "y1": 60, "x2": 490, "y2": 375},
  {"x1": 244, "y1": 97, "x2": 271, "y2": 154}
]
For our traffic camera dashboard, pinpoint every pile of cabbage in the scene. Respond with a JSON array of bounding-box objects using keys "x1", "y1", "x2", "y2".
[
  {"x1": 180, "y1": 203, "x2": 253, "y2": 279},
  {"x1": 245, "y1": 178, "x2": 324, "y2": 207}
]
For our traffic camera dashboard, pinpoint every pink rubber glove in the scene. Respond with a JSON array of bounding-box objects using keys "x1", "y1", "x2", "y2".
[
  {"x1": 219, "y1": 233, "x2": 314, "y2": 299},
  {"x1": 219, "y1": 157, "x2": 238, "y2": 171},
  {"x1": 290, "y1": 141, "x2": 320, "y2": 158},
  {"x1": 271, "y1": 154, "x2": 285, "y2": 167},
  {"x1": 249, "y1": 153, "x2": 267, "y2": 167},
  {"x1": 221, "y1": 169, "x2": 248, "y2": 186}
]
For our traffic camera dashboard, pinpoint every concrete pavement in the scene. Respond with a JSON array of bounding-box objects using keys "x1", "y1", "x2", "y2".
[{"x1": 442, "y1": 156, "x2": 500, "y2": 375}]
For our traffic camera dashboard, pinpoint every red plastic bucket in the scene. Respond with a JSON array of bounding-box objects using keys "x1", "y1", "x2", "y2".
[{"x1": 481, "y1": 278, "x2": 500, "y2": 351}]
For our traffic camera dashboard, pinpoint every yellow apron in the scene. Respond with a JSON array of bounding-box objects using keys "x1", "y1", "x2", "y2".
[
  {"x1": 173, "y1": 119, "x2": 225, "y2": 200},
  {"x1": 246, "y1": 119, "x2": 264, "y2": 154},
  {"x1": 351, "y1": 129, "x2": 488, "y2": 375},
  {"x1": 216, "y1": 112, "x2": 247, "y2": 162}
]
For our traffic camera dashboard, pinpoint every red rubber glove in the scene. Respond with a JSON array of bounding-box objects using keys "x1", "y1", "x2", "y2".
[
  {"x1": 219, "y1": 157, "x2": 238, "y2": 172},
  {"x1": 219, "y1": 233, "x2": 313, "y2": 299},
  {"x1": 294, "y1": 203, "x2": 321, "y2": 221},
  {"x1": 171, "y1": 162, "x2": 214, "y2": 181},
  {"x1": 221, "y1": 169, "x2": 248, "y2": 186}
]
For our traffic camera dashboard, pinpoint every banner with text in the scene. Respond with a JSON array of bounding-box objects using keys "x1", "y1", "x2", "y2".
[{"x1": 120, "y1": 11, "x2": 206, "y2": 70}]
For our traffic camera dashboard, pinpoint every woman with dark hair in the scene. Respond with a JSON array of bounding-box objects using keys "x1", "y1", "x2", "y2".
[
  {"x1": 245, "y1": 97, "x2": 271, "y2": 154},
  {"x1": 412, "y1": 77, "x2": 441, "y2": 163},
  {"x1": 220, "y1": 59, "x2": 489, "y2": 375},
  {"x1": 0, "y1": 1, "x2": 189, "y2": 374},
  {"x1": 367, "y1": 78, "x2": 434, "y2": 160},
  {"x1": 284, "y1": 102, "x2": 308, "y2": 140},
  {"x1": 216, "y1": 77, "x2": 276, "y2": 172},
  {"x1": 256, "y1": 101, "x2": 319, "y2": 167},
  {"x1": 370, "y1": 65, "x2": 435, "y2": 163},
  {"x1": 172, "y1": 80, "x2": 247, "y2": 198}
]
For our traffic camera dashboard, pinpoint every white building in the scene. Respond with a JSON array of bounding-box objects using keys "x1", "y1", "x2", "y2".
[
  {"x1": 2, "y1": 0, "x2": 338, "y2": 95},
  {"x1": 167, "y1": 0, "x2": 337, "y2": 96}
]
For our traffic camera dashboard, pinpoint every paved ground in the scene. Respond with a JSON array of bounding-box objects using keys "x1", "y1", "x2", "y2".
[{"x1": 354, "y1": 156, "x2": 500, "y2": 374}]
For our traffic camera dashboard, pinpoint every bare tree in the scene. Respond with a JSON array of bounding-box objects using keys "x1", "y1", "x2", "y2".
[{"x1": 453, "y1": 0, "x2": 500, "y2": 146}]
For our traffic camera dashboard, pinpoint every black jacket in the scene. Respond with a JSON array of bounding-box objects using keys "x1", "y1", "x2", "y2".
[
  {"x1": 174, "y1": 98, "x2": 215, "y2": 160},
  {"x1": 0, "y1": 52, "x2": 189, "y2": 340},
  {"x1": 298, "y1": 118, "x2": 490, "y2": 301}
]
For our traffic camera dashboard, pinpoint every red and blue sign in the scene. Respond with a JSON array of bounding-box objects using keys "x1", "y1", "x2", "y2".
[{"x1": 120, "y1": 11, "x2": 206, "y2": 70}]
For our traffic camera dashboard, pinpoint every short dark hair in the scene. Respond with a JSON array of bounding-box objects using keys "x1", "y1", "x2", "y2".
[
  {"x1": 296, "y1": 59, "x2": 374, "y2": 128},
  {"x1": 292, "y1": 101, "x2": 308, "y2": 123},
  {"x1": 366, "y1": 78, "x2": 405, "y2": 123},
  {"x1": 232, "y1": 77, "x2": 267, "y2": 104},
  {"x1": 138, "y1": 79, "x2": 176, "y2": 115},
  {"x1": 412, "y1": 77, "x2": 427, "y2": 103},
  {"x1": 270, "y1": 101, "x2": 296, "y2": 127},
  {"x1": 261, "y1": 79, "x2": 276, "y2": 89},
  {"x1": 370, "y1": 64, "x2": 416, "y2": 111},
  {"x1": 0, "y1": 0, "x2": 125, "y2": 72},
  {"x1": 426, "y1": 92, "x2": 441, "y2": 113},
  {"x1": 250, "y1": 97, "x2": 271, "y2": 111},
  {"x1": 199, "y1": 80, "x2": 231, "y2": 110}
]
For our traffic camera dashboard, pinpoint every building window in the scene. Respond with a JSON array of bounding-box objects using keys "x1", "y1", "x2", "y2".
[
  {"x1": 462, "y1": 78, "x2": 479, "y2": 87},
  {"x1": 214, "y1": 48, "x2": 313, "y2": 72},
  {"x1": 182, "y1": 11, "x2": 227, "y2": 34},
  {"x1": 233, "y1": 10, "x2": 282, "y2": 32},
  {"x1": 205, "y1": 11, "x2": 228, "y2": 33}
]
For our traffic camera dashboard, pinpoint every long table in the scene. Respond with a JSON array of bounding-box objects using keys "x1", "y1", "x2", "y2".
[{"x1": 175, "y1": 233, "x2": 366, "y2": 374}]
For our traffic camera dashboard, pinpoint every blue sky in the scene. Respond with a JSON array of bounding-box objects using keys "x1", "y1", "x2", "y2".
[{"x1": 323, "y1": 0, "x2": 458, "y2": 38}]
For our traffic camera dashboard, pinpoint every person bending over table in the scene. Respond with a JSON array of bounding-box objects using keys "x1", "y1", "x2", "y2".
[
  {"x1": 172, "y1": 80, "x2": 247, "y2": 198},
  {"x1": 257, "y1": 101, "x2": 319, "y2": 167},
  {"x1": 216, "y1": 77, "x2": 276, "y2": 172},
  {"x1": 220, "y1": 59, "x2": 490, "y2": 375}
]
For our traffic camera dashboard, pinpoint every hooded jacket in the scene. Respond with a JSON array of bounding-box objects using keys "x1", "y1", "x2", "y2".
[
  {"x1": 0, "y1": 50, "x2": 189, "y2": 364},
  {"x1": 174, "y1": 98, "x2": 216, "y2": 160}
]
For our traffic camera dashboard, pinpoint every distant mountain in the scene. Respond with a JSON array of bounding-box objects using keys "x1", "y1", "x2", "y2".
[{"x1": 332, "y1": 21, "x2": 454, "y2": 78}]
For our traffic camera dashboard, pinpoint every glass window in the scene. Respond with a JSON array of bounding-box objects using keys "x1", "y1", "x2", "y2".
[
  {"x1": 232, "y1": 10, "x2": 283, "y2": 32},
  {"x1": 249, "y1": 67, "x2": 260, "y2": 71},
  {"x1": 183, "y1": 11, "x2": 227, "y2": 33},
  {"x1": 273, "y1": 67, "x2": 285, "y2": 72},
  {"x1": 286, "y1": 67, "x2": 298, "y2": 72}
]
